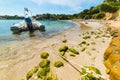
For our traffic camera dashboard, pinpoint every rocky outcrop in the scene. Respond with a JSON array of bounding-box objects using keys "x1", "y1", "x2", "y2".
[
  {"x1": 105, "y1": 9, "x2": 120, "y2": 20},
  {"x1": 104, "y1": 31, "x2": 120, "y2": 80}
]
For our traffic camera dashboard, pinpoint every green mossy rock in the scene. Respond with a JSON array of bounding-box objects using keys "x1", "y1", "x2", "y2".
[
  {"x1": 37, "y1": 67, "x2": 50, "y2": 78},
  {"x1": 59, "y1": 45, "x2": 68, "y2": 52},
  {"x1": 26, "y1": 66, "x2": 39, "y2": 80},
  {"x1": 83, "y1": 35, "x2": 91, "y2": 39},
  {"x1": 19, "y1": 78, "x2": 25, "y2": 80},
  {"x1": 81, "y1": 66, "x2": 101, "y2": 80},
  {"x1": 84, "y1": 66, "x2": 101, "y2": 74},
  {"x1": 62, "y1": 39, "x2": 67, "y2": 43},
  {"x1": 54, "y1": 61, "x2": 64, "y2": 68},
  {"x1": 81, "y1": 47, "x2": 86, "y2": 52},
  {"x1": 70, "y1": 53, "x2": 76, "y2": 57},
  {"x1": 40, "y1": 52, "x2": 49, "y2": 59},
  {"x1": 91, "y1": 42, "x2": 96, "y2": 45},
  {"x1": 69, "y1": 48, "x2": 79, "y2": 54},
  {"x1": 39, "y1": 59, "x2": 50, "y2": 68},
  {"x1": 59, "y1": 51, "x2": 65, "y2": 56}
]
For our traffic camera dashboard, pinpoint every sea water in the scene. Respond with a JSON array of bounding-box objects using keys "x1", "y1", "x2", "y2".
[{"x1": 0, "y1": 20, "x2": 76, "y2": 59}]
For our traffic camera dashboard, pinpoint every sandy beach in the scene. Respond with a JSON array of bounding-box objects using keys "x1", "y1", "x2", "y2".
[{"x1": 0, "y1": 20, "x2": 112, "y2": 80}]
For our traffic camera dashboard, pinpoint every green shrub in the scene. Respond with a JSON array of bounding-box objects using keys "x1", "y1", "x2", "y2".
[
  {"x1": 40, "y1": 52, "x2": 49, "y2": 59},
  {"x1": 54, "y1": 61, "x2": 64, "y2": 68},
  {"x1": 62, "y1": 39, "x2": 67, "y2": 43},
  {"x1": 83, "y1": 35, "x2": 91, "y2": 39},
  {"x1": 69, "y1": 48, "x2": 79, "y2": 54},
  {"x1": 100, "y1": 3, "x2": 119, "y2": 13},
  {"x1": 59, "y1": 45, "x2": 68, "y2": 52},
  {"x1": 94, "y1": 12, "x2": 105, "y2": 19},
  {"x1": 37, "y1": 67, "x2": 50, "y2": 78},
  {"x1": 26, "y1": 66, "x2": 39, "y2": 80},
  {"x1": 39, "y1": 59, "x2": 50, "y2": 68}
]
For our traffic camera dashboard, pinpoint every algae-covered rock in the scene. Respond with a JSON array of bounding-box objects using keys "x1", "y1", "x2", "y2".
[
  {"x1": 81, "y1": 66, "x2": 102, "y2": 80},
  {"x1": 83, "y1": 66, "x2": 101, "y2": 75},
  {"x1": 19, "y1": 78, "x2": 25, "y2": 80},
  {"x1": 54, "y1": 61, "x2": 64, "y2": 68},
  {"x1": 37, "y1": 67, "x2": 50, "y2": 78},
  {"x1": 59, "y1": 51, "x2": 65, "y2": 56},
  {"x1": 40, "y1": 52, "x2": 49, "y2": 59},
  {"x1": 62, "y1": 39, "x2": 67, "y2": 43},
  {"x1": 26, "y1": 66, "x2": 39, "y2": 80},
  {"x1": 95, "y1": 35, "x2": 100, "y2": 39},
  {"x1": 81, "y1": 41, "x2": 86, "y2": 44},
  {"x1": 83, "y1": 35, "x2": 91, "y2": 39},
  {"x1": 70, "y1": 53, "x2": 76, "y2": 57},
  {"x1": 69, "y1": 48, "x2": 79, "y2": 54},
  {"x1": 59, "y1": 45, "x2": 68, "y2": 52},
  {"x1": 81, "y1": 47, "x2": 86, "y2": 52},
  {"x1": 86, "y1": 52, "x2": 91, "y2": 56},
  {"x1": 91, "y1": 42, "x2": 96, "y2": 45},
  {"x1": 39, "y1": 59, "x2": 50, "y2": 68}
]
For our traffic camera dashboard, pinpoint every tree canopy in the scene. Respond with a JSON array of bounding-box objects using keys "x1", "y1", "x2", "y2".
[{"x1": 0, "y1": 0, "x2": 120, "y2": 20}]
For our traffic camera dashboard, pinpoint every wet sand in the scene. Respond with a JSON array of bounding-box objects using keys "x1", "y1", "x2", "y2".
[{"x1": 0, "y1": 20, "x2": 112, "y2": 80}]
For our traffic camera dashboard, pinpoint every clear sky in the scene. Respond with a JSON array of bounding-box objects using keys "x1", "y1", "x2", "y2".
[{"x1": 0, "y1": 0, "x2": 104, "y2": 16}]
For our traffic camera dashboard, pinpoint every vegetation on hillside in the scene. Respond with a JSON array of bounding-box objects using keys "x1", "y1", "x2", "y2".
[
  {"x1": 78, "y1": 0, "x2": 120, "y2": 19},
  {"x1": 0, "y1": 15, "x2": 24, "y2": 19},
  {"x1": 0, "y1": 0, "x2": 120, "y2": 20}
]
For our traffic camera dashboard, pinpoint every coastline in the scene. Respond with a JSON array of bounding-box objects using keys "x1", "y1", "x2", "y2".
[
  {"x1": 0, "y1": 20, "x2": 112, "y2": 80},
  {"x1": 103, "y1": 20, "x2": 120, "y2": 80}
]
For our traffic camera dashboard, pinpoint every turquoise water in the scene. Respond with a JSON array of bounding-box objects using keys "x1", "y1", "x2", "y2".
[
  {"x1": 0, "y1": 20, "x2": 76, "y2": 58},
  {"x1": 0, "y1": 20, "x2": 76, "y2": 42}
]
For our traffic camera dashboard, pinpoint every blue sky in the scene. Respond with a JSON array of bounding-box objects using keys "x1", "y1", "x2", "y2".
[{"x1": 0, "y1": 0, "x2": 104, "y2": 16}]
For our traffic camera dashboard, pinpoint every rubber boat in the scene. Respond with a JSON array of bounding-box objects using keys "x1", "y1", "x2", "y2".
[{"x1": 10, "y1": 8, "x2": 45, "y2": 33}]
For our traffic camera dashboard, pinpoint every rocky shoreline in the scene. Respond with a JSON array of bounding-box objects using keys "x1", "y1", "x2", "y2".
[{"x1": 104, "y1": 20, "x2": 120, "y2": 80}]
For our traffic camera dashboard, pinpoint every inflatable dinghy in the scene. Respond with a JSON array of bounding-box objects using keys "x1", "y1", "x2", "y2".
[{"x1": 10, "y1": 8, "x2": 45, "y2": 33}]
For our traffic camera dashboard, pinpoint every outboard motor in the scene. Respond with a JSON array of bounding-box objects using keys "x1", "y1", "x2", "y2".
[
  {"x1": 25, "y1": 17, "x2": 33, "y2": 32},
  {"x1": 24, "y1": 8, "x2": 33, "y2": 32}
]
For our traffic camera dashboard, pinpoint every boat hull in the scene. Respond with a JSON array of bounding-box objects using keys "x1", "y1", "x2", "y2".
[
  {"x1": 11, "y1": 25, "x2": 45, "y2": 33},
  {"x1": 10, "y1": 21, "x2": 45, "y2": 34}
]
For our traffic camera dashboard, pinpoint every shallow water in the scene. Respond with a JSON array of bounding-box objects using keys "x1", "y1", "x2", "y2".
[{"x1": 0, "y1": 20, "x2": 76, "y2": 59}]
